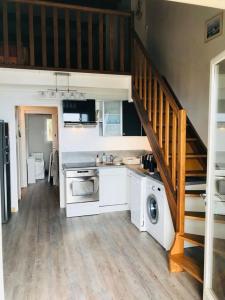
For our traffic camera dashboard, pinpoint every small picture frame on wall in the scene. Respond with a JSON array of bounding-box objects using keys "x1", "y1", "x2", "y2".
[{"x1": 205, "y1": 12, "x2": 223, "y2": 42}]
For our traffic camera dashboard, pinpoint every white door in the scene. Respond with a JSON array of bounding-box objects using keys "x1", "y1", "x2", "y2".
[
  {"x1": 52, "y1": 112, "x2": 58, "y2": 152},
  {"x1": 130, "y1": 173, "x2": 143, "y2": 229},
  {"x1": 204, "y1": 52, "x2": 225, "y2": 300}
]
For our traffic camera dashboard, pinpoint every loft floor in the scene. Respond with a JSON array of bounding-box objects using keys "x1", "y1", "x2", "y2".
[{"x1": 2, "y1": 181, "x2": 202, "y2": 300}]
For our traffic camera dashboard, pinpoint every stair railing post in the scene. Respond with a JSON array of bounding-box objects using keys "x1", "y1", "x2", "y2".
[
  {"x1": 169, "y1": 109, "x2": 186, "y2": 272},
  {"x1": 176, "y1": 109, "x2": 186, "y2": 234}
]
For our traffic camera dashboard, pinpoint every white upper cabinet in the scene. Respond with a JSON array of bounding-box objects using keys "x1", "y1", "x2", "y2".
[{"x1": 102, "y1": 101, "x2": 122, "y2": 136}]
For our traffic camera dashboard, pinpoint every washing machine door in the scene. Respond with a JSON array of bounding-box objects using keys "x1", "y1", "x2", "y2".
[{"x1": 147, "y1": 194, "x2": 159, "y2": 224}]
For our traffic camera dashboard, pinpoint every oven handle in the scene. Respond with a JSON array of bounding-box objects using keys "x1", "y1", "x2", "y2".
[{"x1": 70, "y1": 176, "x2": 97, "y2": 182}]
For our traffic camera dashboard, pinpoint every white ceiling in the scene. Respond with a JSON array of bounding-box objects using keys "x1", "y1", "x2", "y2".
[{"x1": 166, "y1": 0, "x2": 225, "y2": 9}]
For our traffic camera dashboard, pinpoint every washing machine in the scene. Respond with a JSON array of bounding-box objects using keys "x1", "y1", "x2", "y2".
[{"x1": 145, "y1": 177, "x2": 175, "y2": 250}]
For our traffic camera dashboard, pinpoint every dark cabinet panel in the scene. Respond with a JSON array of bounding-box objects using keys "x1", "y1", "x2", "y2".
[{"x1": 122, "y1": 101, "x2": 142, "y2": 136}]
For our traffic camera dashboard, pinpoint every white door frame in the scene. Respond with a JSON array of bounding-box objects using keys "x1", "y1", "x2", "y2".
[{"x1": 204, "y1": 50, "x2": 225, "y2": 300}]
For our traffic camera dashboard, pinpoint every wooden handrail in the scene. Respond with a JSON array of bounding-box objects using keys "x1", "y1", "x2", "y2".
[
  {"x1": 8, "y1": 0, "x2": 131, "y2": 17},
  {"x1": 132, "y1": 30, "x2": 187, "y2": 230},
  {"x1": 133, "y1": 31, "x2": 180, "y2": 115}
]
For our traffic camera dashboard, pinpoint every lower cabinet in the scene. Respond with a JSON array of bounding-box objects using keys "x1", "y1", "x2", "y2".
[{"x1": 99, "y1": 167, "x2": 127, "y2": 208}]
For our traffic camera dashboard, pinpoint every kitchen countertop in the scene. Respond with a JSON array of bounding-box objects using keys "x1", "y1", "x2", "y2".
[
  {"x1": 62, "y1": 162, "x2": 206, "y2": 187},
  {"x1": 62, "y1": 162, "x2": 163, "y2": 182}
]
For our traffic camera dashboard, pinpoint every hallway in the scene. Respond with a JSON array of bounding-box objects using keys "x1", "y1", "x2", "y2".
[{"x1": 2, "y1": 181, "x2": 202, "y2": 300}]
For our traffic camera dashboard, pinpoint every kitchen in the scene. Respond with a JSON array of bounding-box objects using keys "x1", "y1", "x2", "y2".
[
  {"x1": 0, "y1": 68, "x2": 203, "y2": 299},
  {"x1": 61, "y1": 95, "x2": 175, "y2": 251}
]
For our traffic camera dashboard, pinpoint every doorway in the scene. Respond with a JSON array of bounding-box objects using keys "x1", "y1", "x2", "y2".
[
  {"x1": 15, "y1": 106, "x2": 59, "y2": 200},
  {"x1": 204, "y1": 52, "x2": 225, "y2": 299}
]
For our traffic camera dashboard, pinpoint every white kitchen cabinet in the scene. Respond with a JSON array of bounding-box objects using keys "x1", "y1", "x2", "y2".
[
  {"x1": 102, "y1": 101, "x2": 122, "y2": 136},
  {"x1": 99, "y1": 167, "x2": 127, "y2": 207}
]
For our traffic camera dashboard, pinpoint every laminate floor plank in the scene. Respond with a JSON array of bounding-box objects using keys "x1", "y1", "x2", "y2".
[{"x1": 3, "y1": 181, "x2": 202, "y2": 300}]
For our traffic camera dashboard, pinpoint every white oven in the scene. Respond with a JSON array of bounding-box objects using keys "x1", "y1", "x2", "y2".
[{"x1": 65, "y1": 169, "x2": 99, "y2": 204}]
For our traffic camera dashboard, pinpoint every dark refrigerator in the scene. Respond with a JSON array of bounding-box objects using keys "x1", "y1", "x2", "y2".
[{"x1": 0, "y1": 120, "x2": 11, "y2": 223}]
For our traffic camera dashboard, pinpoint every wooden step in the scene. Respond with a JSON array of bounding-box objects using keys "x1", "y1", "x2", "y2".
[
  {"x1": 185, "y1": 211, "x2": 225, "y2": 224},
  {"x1": 165, "y1": 138, "x2": 198, "y2": 143},
  {"x1": 169, "y1": 154, "x2": 207, "y2": 159},
  {"x1": 185, "y1": 190, "x2": 206, "y2": 196},
  {"x1": 181, "y1": 233, "x2": 205, "y2": 247},
  {"x1": 186, "y1": 154, "x2": 207, "y2": 159},
  {"x1": 170, "y1": 254, "x2": 203, "y2": 283},
  {"x1": 186, "y1": 170, "x2": 207, "y2": 177}
]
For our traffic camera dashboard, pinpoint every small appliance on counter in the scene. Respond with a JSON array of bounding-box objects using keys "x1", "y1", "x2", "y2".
[
  {"x1": 122, "y1": 156, "x2": 141, "y2": 165},
  {"x1": 141, "y1": 154, "x2": 157, "y2": 174}
]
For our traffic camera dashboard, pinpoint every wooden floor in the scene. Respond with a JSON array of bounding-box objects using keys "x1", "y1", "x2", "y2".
[{"x1": 3, "y1": 181, "x2": 202, "y2": 300}]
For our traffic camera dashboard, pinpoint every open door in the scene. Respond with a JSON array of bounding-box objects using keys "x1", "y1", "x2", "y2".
[
  {"x1": 52, "y1": 111, "x2": 58, "y2": 153},
  {"x1": 204, "y1": 51, "x2": 225, "y2": 299}
]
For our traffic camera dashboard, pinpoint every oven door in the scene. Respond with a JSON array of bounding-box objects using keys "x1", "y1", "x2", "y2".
[{"x1": 66, "y1": 176, "x2": 99, "y2": 204}]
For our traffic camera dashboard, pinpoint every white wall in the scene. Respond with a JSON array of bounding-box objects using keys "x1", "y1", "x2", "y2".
[
  {"x1": 146, "y1": 0, "x2": 225, "y2": 145},
  {"x1": 0, "y1": 68, "x2": 150, "y2": 211},
  {"x1": 131, "y1": 0, "x2": 148, "y2": 46}
]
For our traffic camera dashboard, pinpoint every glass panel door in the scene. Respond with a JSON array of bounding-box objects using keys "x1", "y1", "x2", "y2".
[
  {"x1": 103, "y1": 101, "x2": 122, "y2": 136},
  {"x1": 204, "y1": 57, "x2": 225, "y2": 299}
]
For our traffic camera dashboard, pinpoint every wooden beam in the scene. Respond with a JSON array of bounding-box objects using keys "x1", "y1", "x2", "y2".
[
  {"x1": 172, "y1": 112, "x2": 177, "y2": 189},
  {"x1": 148, "y1": 66, "x2": 152, "y2": 122},
  {"x1": 109, "y1": 15, "x2": 115, "y2": 72},
  {"x1": 76, "y1": 11, "x2": 82, "y2": 69},
  {"x1": 153, "y1": 77, "x2": 157, "y2": 132},
  {"x1": 53, "y1": 7, "x2": 59, "y2": 68},
  {"x1": 41, "y1": 6, "x2": 47, "y2": 67},
  {"x1": 98, "y1": 14, "x2": 104, "y2": 71},
  {"x1": 28, "y1": 4, "x2": 35, "y2": 66},
  {"x1": 9, "y1": 0, "x2": 131, "y2": 17},
  {"x1": 3, "y1": 0, "x2": 9, "y2": 63},
  {"x1": 139, "y1": 54, "x2": 142, "y2": 99},
  {"x1": 164, "y1": 100, "x2": 170, "y2": 165},
  {"x1": 15, "y1": 3, "x2": 22, "y2": 64},
  {"x1": 143, "y1": 57, "x2": 147, "y2": 110},
  {"x1": 159, "y1": 88, "x2": 163, "y2": 147},
  {"x1": 65, "y1": 9, "x2": 70, "y2": 69},
  {"x1": 176, "y1": 109, "x2": 186, "y2": 233},
  {"x1": 120, "y1": 16, "x2": 125, "y2": 72},
  {"x1": 88, "y1": 13, "x2": 93, "y2": 70}
]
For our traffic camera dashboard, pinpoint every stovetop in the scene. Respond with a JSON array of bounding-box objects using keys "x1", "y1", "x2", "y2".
[{"x1": 63, "y1": 162, "x2": 96, "y2": 169}]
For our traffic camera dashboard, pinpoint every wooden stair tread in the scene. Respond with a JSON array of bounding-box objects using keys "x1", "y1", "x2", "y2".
[
  {"x1": 181, "y1": 233, "x2": 205, "y2": 247},
  {"x1": 185, "y1": 190, "x2": 206, "y2": 195},
  {"x1": 186, "y1": 154, "x2": 207, "y2": 159},
  {"x1": 169, "y1": 154, "x2": 207, "y2": 159},
  {"x1": 186, "y1": 170, "x2": 207, "y2": 177},
  {"x1": 181, "y1": 233, "x2": 225, "y2": 259},
  {"x1": 164, "y1": 138, "x2": 198, "y2": 143},
  {"x1": 185, "y1": 211, "x2": 225, "y2": 224},
  {"x1": 170, "y1": 254, "x2": 203, "y2": 283},
  {"x1": 185, "y1": 211, "x2": 205, "y2": 220}
]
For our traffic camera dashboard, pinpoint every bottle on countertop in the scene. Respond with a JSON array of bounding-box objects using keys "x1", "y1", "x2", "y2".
[
  {"x1": 96, "y1": 154, "x2": 100, "y2": 164},
  {"x1": 102, "y1": 152, "x2": 106, "y2": 164}
]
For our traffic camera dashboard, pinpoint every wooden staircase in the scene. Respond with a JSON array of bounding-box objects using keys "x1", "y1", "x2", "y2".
[{"x1": 131, "y1": 31, "x2": 208, "y2": 283}]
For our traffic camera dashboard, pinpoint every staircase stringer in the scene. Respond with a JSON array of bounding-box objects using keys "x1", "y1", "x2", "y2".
[
  {"x1": 132, "y1": 30, "x2": 187, "y2": 273},
  {"x1": 132, "y1": 88, "x2": 177, "y2": 227}
]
